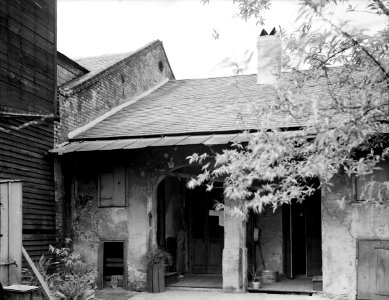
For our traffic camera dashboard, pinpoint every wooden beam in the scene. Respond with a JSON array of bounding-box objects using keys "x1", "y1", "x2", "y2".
[
  {"x1": 22, "y1": 246, "x2": 55, "y2": 300},
  {"x1": 154, "y1": 170, "x2": 225, "y2": 183}
]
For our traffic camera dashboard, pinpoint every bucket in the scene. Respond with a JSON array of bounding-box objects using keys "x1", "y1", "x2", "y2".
[{"x1": 261, "y1": 270, "x2": 278, "y2": 284}]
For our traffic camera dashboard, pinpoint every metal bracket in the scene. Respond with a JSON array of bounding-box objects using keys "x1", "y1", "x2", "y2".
[{"x1": 0, "y1": 260, "x2": 17, "y2": 267}]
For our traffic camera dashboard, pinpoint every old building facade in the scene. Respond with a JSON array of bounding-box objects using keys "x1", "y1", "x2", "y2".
[{"x1": 53, "y1": 36, "x2": 389, "y2": 300}]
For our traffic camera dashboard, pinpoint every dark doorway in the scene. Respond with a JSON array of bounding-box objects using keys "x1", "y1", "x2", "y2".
[
  {"x1": 188, "y1": 184, "x2": 224, "y2": 274},
  {"x1": 103, "y1": 242, "x2": 124, "y2": 287},
  {"x1": 283, "y1": 188, "x2": 322, "y2": 278}
]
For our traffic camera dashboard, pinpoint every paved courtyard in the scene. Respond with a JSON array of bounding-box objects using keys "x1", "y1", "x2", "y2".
[{"x1": 96, "y1": 288, "x2": 331, "y2": 300}]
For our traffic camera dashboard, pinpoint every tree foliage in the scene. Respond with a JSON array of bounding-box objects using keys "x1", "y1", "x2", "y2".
[{"x1": 189, "y1": 0, "x2": 389, "y2": 214}]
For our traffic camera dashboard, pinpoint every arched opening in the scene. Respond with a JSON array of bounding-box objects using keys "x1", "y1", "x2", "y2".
[{"x1": 156, "y1": 166, "x2": 224, "y2": 288}]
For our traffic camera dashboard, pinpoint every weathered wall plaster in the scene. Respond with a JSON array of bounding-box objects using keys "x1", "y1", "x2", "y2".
[
  {"x1": 257, "y1": 206, "x2": 283, "y2": 274},
  {"x1": 70, "y1": 161, "x2": 156, "y2": 291},
  {"x1": 322, "y1": 164, "x2": 389, "y2": 300},
  {"x1": 66, "y1": 145, "x2": 218, "y2": 291}
]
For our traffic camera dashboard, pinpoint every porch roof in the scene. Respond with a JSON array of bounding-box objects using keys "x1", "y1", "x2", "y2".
[{"x1": 51, "y1": 133, "x2": 249, "y2": 155}]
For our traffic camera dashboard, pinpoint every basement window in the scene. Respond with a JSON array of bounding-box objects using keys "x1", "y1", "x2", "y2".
[
  {"x1": 98, "y1": 166, "x2": 126, "y2": 207},
  {"x1": 102, "y1": 242, "x2": 125, "y2": 288}
]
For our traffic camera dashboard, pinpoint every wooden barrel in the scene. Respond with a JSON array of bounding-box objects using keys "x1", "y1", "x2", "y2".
[{"x1": 261, "y1": 270, "x2": 278, "y2": 284}]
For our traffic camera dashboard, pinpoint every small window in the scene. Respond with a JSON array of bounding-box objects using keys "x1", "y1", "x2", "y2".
[
  {"x1": 158, "y1": 61, "x2": 164, "y2": 72},
  {"x1": 99, "y1": 166, "x2": 126, "y2": 207}
]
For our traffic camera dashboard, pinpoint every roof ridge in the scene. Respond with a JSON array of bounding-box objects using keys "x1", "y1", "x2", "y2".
[
  {"x1": 68, "y1": 78, "x2": 170, "y2": 140},
  {"x1": 74, "y1": 51, "x2": 133, "y2": 62}
]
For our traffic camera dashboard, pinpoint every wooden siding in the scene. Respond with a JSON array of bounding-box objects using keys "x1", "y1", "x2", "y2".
[
  {"x1": 0, "y1": 0, "x2": 56, "y2": 114},
  {"x1": 0, "y1": 0, "x2": 56, "y2": 261},
  {"x1": 0, "y1": 117, "x2": 56, "y2": 261}
]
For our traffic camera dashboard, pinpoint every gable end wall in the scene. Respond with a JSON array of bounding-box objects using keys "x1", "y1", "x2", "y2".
[{"x1": 55, "y1": 41, "x2": 174, "y2": 144}]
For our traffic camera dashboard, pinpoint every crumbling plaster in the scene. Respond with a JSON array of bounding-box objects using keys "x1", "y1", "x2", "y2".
[
  {"x1": 322, "y1": 168, "x2": 389, "y2": 300},
  {"x1": 66, "y1": 145, "x2": 219, "y2": 291}
]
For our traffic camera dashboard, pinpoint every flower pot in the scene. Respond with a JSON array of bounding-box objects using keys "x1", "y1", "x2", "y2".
[
  {"x1": 147, "y1": 265, "x2": 165, "y2": 293},
  {"x1": 252, "y1": 281, "x2": 261, "y2": 289}
]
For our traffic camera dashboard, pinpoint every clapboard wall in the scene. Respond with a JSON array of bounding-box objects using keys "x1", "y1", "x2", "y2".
[{"x1": 0, "y1": 0, "x2": 56, "y2": 261}]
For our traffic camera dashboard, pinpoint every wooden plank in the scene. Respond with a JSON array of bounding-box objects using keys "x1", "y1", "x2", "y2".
[
  {"x1": 23, "y1": 200, "x2": 55, "y2": 208},
  {"x1": 0, "y1": 52, "x2": 54, "y2": 91},
  {"x1": 0, "y1": 81, "x2": 53, "y2": 114},
  {"x1": 2, "y1": 117, "x2": 55, "y2": 137},
  {"x1": 376, "y1": 242, "x2": 389, "y2": 299},
  {"x1": 23, "y1": 208, "x2": 56, "y2": 217},
  {"x1": 0, "y1": 36, "x2": 54, "y2": 78},
  {"x1": 0, "y1": 152, "x2": 53, "y2": 173},
  {"x1": 0, "y1": 7, "x2": 56, "y2": 55},
  {"x1": 0, "y1": 65, "x2": 54, "y2": 102},
  {"x1": 4, "y1": 0, "x2": 56, "y2": 33},
  {"x1": 0, "y1": 23, "x2": 54, "y2": 70},
  {"x1": 0, "y1": 150, "x2": 53, "y2": 171},
  {"x1": 0, "y1": 136, "x2": 52, "y2": 158},
  {"x1": 0, "y1": 129, "x2": 53, "y2": 152},
  {"x1": 0, "y1": 169, "x2": 54, "y2": 186},
  {"x1": 114, "y1": 166, "x2": 126, "y2": 206},
  {"x1": 24, "y1": 190, "x2": 55, "y2": 199},
  {"x1": 23, "y1": 219, "x2": 55, "y2": 226},
  {"x1": 0, "y1": 182, "x2": 10, "y2": 285},
  {"x1": 358, "y1": 240, "x2": 380, "y2": 300},
  {"x1": 8, "y1": 181, "x2": 22, "y2": 284},
  {"x1": 0, "y1": 78, "x2": 54, "y2": 114},
  {"x1": 23, "y1": 234, "x2": 56, "y2": 241},
  {"x1": 23, "y1": 223, "x2": 55, "y2": 231},
  {"x1": 22, "y1": 246, "x2": 55, "y2": 300},
  {"x1": 1, "y1": 1, "x2": 55, "y2": 44}
]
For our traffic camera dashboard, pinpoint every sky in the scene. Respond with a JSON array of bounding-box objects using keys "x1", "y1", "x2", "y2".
[{"x1": 57, "y1": 0, "x2": 388, "y2": 79}]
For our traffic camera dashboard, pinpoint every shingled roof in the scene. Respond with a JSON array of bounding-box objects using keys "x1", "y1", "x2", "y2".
[{"x1": 71, "y1": 73, "x2": 326, "y2": 141}]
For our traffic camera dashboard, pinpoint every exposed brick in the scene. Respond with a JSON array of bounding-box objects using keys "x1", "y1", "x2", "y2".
[{"x1": 55, "y1": 41, "x2": 174, "y2": 145}]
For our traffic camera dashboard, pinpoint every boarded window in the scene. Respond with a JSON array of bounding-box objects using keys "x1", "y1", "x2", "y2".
[
  {"x1": 99, "y1": 166, "x2": 126, "y2": 207},
  {"x1": 357, "y1": 240, "x2": 389, "y2": 300}
]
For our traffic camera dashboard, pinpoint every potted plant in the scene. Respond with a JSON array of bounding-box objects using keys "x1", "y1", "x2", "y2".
[
  {"x1": 249, "y1": 265, "x2": 261, "y2": 289},
  {"x1": 142, "y1": 247, "x2": 172, "y2": 293}
]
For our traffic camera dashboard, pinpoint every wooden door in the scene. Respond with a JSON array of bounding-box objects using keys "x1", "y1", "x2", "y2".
[
  {"x1": 190, "y1": 194, "x2": 207, "y2": 273},
  {"x1": 0, "y1": 181, "x2": 22, "y2": 285},
  {"x1": 305, "y1": 190, "x2": 322, "y2": 276},
  {"x1": 283, "y1": 203, "x2": 293, "y2": 278},
  {"x1": 357, "y1": 240, "x2": 389, "y2": 300},
  {"x1": 283, "y1": 195, "x2": 322, "y2": 278},
  {"x1": 189, "y1": 187, "x2": 223, "y2": 274}
]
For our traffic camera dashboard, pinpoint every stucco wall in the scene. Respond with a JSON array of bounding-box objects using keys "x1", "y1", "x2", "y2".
[
  {"x1": 65, "y1": 145, "x2": 216, "y2": 291},
  {"x1": 71, "y1": 163, "x2": 156, "y2": 291},
  {"x1": 257, "y1": 206, "x2": 283, "y2": 274},
  {"x1": 322, "y1": 162, "x2": 389, "y2": 300}
]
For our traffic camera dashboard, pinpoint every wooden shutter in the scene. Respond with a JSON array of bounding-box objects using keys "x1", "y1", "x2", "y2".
[
  {"x1": 357, "y1": 240, "x2": 389, "y2": 300},
  {"x1": 99, "y1": 166, "x2": 126, "y2": 207},
  {"x1": 113, "y1": 166, "x2": 126, "y2": 207},
  {"x1": 100, "y1": 170, "x2": 114, "y2": 207}
]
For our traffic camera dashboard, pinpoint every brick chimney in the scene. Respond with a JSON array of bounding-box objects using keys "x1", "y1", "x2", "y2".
[{"x1": 257, "y1": 28, "x2": 282, "y2": 86}]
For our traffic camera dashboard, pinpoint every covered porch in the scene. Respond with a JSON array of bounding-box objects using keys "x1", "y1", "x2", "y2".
[{"x1": 155, "y1": 167, "x2": 322, "y2": 293}]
